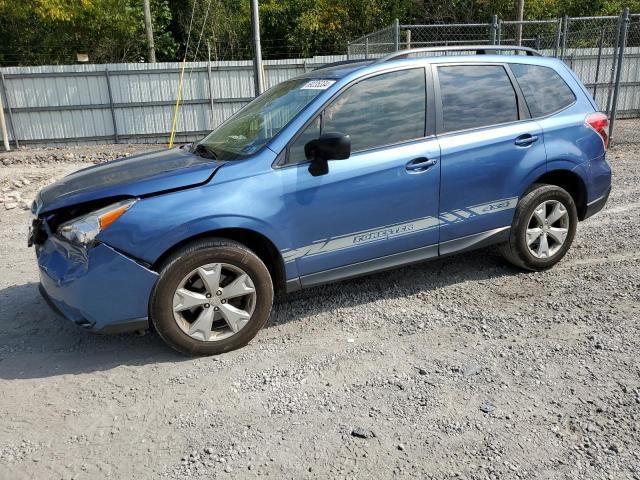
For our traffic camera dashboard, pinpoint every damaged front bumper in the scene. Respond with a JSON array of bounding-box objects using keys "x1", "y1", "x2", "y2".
[{"x1": 37, "y1": 236, "x2": 158, "y2": 333}]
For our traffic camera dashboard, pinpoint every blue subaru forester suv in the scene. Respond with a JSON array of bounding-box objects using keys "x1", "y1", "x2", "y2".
[{"x1": 31, "y1": 46, "x2": 612, "y2": 355}]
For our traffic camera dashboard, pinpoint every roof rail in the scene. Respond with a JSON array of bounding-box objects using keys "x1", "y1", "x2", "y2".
[
  {"x1": 313, "y1": 59, "x2": 372, "y2": 71},
  {"x1": 374, "y1": 45, "x2": 541, "y2": 64}
]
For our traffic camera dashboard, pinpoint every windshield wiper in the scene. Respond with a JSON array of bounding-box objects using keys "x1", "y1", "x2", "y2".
[{"x1": 191, "y1": 143, "x2": 218, "y2": 160}]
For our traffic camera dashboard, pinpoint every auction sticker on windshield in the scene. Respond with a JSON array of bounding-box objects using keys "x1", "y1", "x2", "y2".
[{"x1": 301, "y1": 80, "x2": 336, "y2": 90}]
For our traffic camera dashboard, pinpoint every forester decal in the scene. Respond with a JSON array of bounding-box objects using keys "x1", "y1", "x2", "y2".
[
  {"x1": 281, "y1": 197, "x2": 518, "y2": 263},
  {"x1": 282, "y1": 217, "x2": 440, "y2": 263},
  {"x1": 440, "y1": 198, "x2": 519, "y2": 224},
  {"x1": 468, "y1": 197, "x2": 518, "y2": 214},
  {"x1": 439, "y1": 212, "x2": 459, "y2": 222},
  {"x1": 452, "y1": 209, "x2": 473, "y2": 219}
]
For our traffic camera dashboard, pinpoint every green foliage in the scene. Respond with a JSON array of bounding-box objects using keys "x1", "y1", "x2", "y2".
[
  {"x1": 168, "y1": 0, "x2": 251, "y2": 60},
  {"x1": 0, "y1": 0, "x2": 636, "y2": 65},
  {"x1": 0, "y1": 0, "x2": 177, "y2": 65}
]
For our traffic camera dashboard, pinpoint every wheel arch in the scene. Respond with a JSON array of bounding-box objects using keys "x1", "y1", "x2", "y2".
[
  {"x1": 531, "y1": 168, "x2": 588, "y2": 220},
  {"x1": 151, "y1": 228, "x2": 287, "y2": 294}
]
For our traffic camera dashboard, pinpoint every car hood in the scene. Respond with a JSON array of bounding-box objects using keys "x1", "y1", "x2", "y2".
[{"x1": 36, "y1": 147, "x2": 224, "y2": 214}]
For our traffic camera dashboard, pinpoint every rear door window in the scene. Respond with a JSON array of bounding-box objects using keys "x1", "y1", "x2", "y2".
[
  {"x1": 510, "y1": 63, "x2": 576, "y2": 117},
  {"x1": 437, "y1": 65, "x2": 519, "y2": 133}
]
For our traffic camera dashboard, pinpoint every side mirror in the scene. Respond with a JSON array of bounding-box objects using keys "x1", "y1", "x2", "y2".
[{"x1": 305, "y1": 132, "x2": 351, "y2": 176}]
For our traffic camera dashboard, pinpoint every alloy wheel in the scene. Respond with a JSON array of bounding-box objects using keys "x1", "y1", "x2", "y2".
[
  {"x1": 525, "y1": 199, "x2": 570, "y2": 259},
  {"x1": 172, "y1": 263, "x2": 256, "y2": 342}
]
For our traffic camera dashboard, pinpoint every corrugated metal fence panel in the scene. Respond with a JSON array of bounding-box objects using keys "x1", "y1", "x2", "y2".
[
  {"x1": 3, "y1": 64, "x2": 114, "y2": 141},
  {"x1": 615, "y1": 47, "x2": 640, "y2": 117},
  {"x1": 1, "y1": 52, "x2": 638, "y2": 145},
  {"x1": 566, "y1": 47, "x2": 640, "y2": 116},
  {"x1": 564, "y1": 47, "x2": 617, "y2": 112},
  {"x1": 1, "y1": 57, "x2": 351, "y2": 145}
]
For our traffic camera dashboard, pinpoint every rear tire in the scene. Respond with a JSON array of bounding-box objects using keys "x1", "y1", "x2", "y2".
[
  {"x1": 149, "y1": 238, "x2": 273, "y2": 356},
  {"x1": 500, "y1": 184, "x2": 577, "y2": 271}
]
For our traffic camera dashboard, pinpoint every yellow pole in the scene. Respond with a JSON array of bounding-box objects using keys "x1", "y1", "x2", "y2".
[{"x1": 169, "y1": 57, "x2": 187, "y2": 148}]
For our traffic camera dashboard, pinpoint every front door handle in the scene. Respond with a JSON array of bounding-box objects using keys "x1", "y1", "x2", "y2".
[
  {"x1": 514, "y1": 134, "x2": 539, "y2": 146},
  {"x1": 406, "y1": 157, "x2": 437, "y2": 173}
]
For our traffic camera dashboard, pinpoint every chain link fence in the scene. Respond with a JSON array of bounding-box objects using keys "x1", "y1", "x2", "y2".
[
  {"x1": 559, "y1": 16, "x2": 622, "y2": 120},
  {"x1": 348, "y1": 24, "x2": 398, "y2": 58},
  {"x1": 498, "y1": 20, "x2": 561, "y2": 52},
  {"x1": 625, "y1": 13, "x2": 640, "y2": 128},
  {"x1": 347, "y1": 10, "x2": 639, "y2": 144},
  {"x1": 401, "y1": 23, "x2": 493, "y2": 49}
]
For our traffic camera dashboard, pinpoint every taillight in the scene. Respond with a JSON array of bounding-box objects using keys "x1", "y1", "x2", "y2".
[{"x1": 585, "y1": 112, "x2": 609, "y2": 151}]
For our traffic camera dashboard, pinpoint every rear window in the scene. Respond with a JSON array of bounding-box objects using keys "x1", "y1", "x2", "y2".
[
  {"x1": 510, "y1": 64, "x2": 576, "y2": 117},
  {"x1": 437, "y1": 65, "x2": 519, "y2": 133}
]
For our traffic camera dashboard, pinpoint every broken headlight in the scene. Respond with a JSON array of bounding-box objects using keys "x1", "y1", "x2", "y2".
[{"x1": 58, "y1": 199, "x2": 136, "y2": 245}]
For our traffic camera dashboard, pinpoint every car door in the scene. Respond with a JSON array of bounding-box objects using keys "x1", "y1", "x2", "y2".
[
  {"x1": 274, "y1": 67, "x2": 441, "y2": 279},
  {"x1": 433, "y1": 63, "x2": 547, "y2": 246}
]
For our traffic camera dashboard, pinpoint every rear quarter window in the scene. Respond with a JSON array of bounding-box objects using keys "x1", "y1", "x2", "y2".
[{"x1": 510, "y1": 64, "x2": 576, "y2": 117}]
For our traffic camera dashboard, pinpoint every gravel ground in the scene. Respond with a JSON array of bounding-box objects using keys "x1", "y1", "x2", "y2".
[{"x1": 0, "y1": 126, "x2": 639, "y2": 479}]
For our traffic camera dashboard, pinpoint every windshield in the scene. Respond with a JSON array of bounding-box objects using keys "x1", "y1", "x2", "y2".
[{"x1": 197, "y1": 78, "x2": 333, "y2": 160}]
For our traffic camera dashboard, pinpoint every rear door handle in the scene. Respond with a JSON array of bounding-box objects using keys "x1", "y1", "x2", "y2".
[
  {"x1": 405, "y1": 157, "x2": 437, "y2": 173},
  {"x1": 514, "y1": 134, "x2": 539, "y2": 146}
]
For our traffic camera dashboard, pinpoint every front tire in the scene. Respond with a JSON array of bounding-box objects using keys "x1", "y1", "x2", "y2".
[
  {"x1": 150, "y1": 238, "x2": 273, "y2": 356},
  {"x1": 501, "y1": 184, "x2": 577, "y2": 271}
]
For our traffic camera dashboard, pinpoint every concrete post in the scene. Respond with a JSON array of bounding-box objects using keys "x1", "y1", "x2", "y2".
[
  {"x1": 250, "y1": 0, "x2": 264, "y2": 96},
  {"x1": 143, "y1": 0, "x2": 157, "y2": 62}
]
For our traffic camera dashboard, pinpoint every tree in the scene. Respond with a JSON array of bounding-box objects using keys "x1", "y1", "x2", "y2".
[
  {"x1": 0, "y1": 0, "x2": 177, "y2": 66},
  {"x1": 1, "y1": 0, "x2": 638, "y2": 66}
]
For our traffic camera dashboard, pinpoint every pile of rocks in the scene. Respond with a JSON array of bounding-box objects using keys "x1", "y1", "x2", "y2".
[
  {"x1": 1, "y1": 176, "x2": 39, "y2": 211},
  {"x1": 0, "y1": 144, "x2": 157, "y2": 166},
  {"x1": 0, "y1": 144, "x2": 161, "y2": 211}
]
